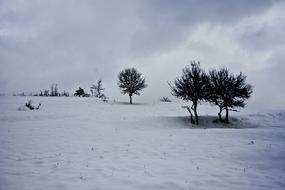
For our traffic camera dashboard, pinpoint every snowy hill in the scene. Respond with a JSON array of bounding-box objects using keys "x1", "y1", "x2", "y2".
[{"x1": 0, "y1": 96, "x2": 284, "y2": 190}]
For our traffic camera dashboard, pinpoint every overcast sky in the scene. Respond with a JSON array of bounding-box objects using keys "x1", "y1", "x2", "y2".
[{"x1": 0, "y1": 0, "x2": 284, "y2": 110}]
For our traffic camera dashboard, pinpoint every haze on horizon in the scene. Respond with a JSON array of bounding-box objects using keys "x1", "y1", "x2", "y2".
[{"x1": 0, "y1": 0, "x2": 284, "y2": 111}]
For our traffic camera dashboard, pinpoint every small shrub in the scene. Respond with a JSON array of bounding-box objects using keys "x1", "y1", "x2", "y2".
[
  {"x1": 74, "y1": 87, "x2": 87, "y2": 97},
  {"x1": 25, "y1": 100, "x2": 41, "y2": 110},
  {"x1": 160, "y1": 97, "x2": 172, "y2": 102}
]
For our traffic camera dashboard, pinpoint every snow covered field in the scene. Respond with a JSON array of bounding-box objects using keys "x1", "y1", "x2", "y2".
[{"x1": 0, "y1": 96, "x2": 284, "y2": 190}]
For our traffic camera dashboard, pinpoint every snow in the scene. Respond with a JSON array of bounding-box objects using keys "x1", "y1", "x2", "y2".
[{"x1": 0, "y1": 96, "x2": 284, "y2": 190}]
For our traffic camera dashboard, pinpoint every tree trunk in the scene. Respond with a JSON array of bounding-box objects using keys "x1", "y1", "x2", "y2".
[
  {"x1": 218, "y1": 107, "x2": 223, "y2": 122},
  {"x1": 186, "y1": 106, "x2": 195, "y2": 124},
  {"x1": 225, "y1": 106, "x2": 229, "y2": 123},
  {"x1": 193, "y1": 103, "x2": 199, "y2": 125},
  {"x1": 190, "y1": 114, "x2": 195, "y2": 124},
  {"x1": 129, "y1": 94, "x2": 132, "y2": 104}
]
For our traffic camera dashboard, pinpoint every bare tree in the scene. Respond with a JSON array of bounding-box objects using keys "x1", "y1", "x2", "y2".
[
  {"x1": 90, "y1": 79, "x2": 106, "y2": 99},
  {"x1": 118, "y1": 68, "x2": 147, "y2": 104},
  {"x1": 61, "y1": 90, "x2": 69, "y2": 97},
  {"x1": 207, "y1": 68, "x2": 253, "y2": 123},
  {"x1": 169, "y1": 61, "x2": 208, "y2": 125},
  {"x1": 51, "y1": 84, "x2": 59, "y2": 96}
]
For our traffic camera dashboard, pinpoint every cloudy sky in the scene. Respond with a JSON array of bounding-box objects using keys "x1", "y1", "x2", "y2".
[{"x1": 0, "y1": 0, "x2": 284, "y2": 110}]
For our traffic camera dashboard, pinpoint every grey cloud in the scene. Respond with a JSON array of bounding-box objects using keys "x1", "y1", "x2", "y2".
[
  {"x1": 141, "y1": 0, "x2": 275, "y2": 24},
  {"x1": 0, "y1": 0, "x2": 140, "y2": 92},
  {"x1": 234, "y1": 1, "x2": 285, "y2": 52},
  {"x1": 247, "y1": 48, "x2": 285, "y2": 110},
  {"x1": 0, "y1": 0, "x2": 284, "y2": 110},
  {"x1": 238, "y1": 20, "x2": 285, "y2": 52},
  {"x1": 130, "y1": 0, "x2": 276, "y2": 55}
]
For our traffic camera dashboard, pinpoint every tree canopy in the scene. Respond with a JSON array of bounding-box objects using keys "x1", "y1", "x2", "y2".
[
  {"x1": 169, "y1": 61, "x2": 208, "y2": 124},
  {"x1": 207, "y1": 68, "x2": 253, "y2": 123},
  {"x1": 118, "y1": 68, "x2": 147, "y2": 104}
]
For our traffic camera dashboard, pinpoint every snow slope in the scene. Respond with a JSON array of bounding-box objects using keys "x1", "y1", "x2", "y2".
[{"x1": 0, "y1": 96, "x2": 284, "y2": 190}]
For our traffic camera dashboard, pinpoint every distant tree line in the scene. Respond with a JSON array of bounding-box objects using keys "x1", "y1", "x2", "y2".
[
  {"x1": 13, "y1": 84, "x2": 69, "y2": 97},
  {"x1": 39, "y1": 84, "x2": 70, "y2": 97}
]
